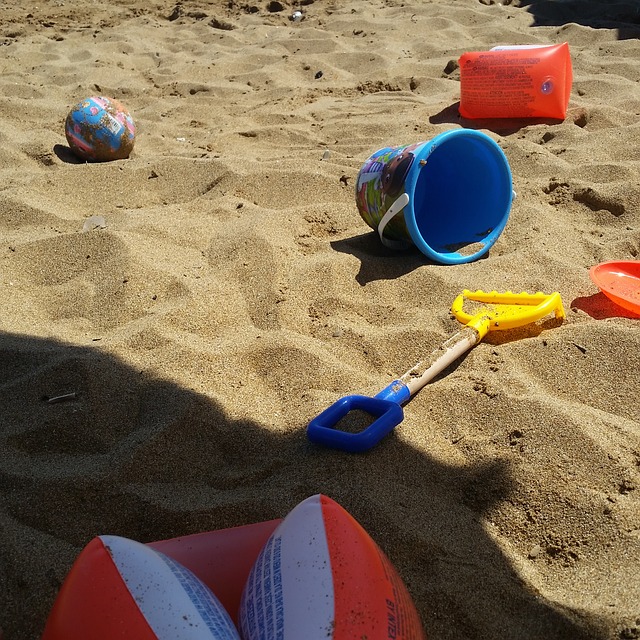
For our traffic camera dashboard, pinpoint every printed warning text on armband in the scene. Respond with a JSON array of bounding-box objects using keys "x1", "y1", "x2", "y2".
[
  {"x1": 387, "y1": 598, "x2": 398, "y2": 639},
  {"x1": 240, "y1": 535, "x2": 284, "y2": 640},
  {"x1": 461, "y1": 66, "x2": 536, "y2": 114},
  {"x1": 376, "y1": 545, "x2": 426, "y2": 639},
  {"x1": 259, "y1": 539, "x2": 270, "y2": 635},
  {"x1": 463, "y1": 71, "x2": 534, "y2": 89},
  {"x1": 263, "y1": 539, "x2": 273, "y2": 633},
  {"x1": 162, "y1": 554, "x2": 238, "y2": 635},
  {"x1": 273, "y1": 536, "x2": 284, "y2": 639},
  {"x1": 476, "y1": 54, "x2": 541, "y2": 66}
]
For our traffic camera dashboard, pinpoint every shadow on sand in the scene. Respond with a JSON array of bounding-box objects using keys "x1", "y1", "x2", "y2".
[
  {"x1": 0, "y1": 330, "x2": 609, "y2": 639},
  {"x1": 516, "y1": 0, "x2": 640, "y2": 40}
]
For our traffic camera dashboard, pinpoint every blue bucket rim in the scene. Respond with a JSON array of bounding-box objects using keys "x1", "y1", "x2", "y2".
[{"x1": 402, "y1": 129, "x2": 513, "y2": 265}]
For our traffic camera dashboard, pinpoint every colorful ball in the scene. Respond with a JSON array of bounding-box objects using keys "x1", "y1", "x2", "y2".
[{"x1": 65, "y1": 96, "x2": 135, "y2": 162}]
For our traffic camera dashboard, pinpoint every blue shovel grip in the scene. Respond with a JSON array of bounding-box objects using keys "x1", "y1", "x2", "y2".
[
  {"x1": 306, "y1": 394, "x2": 404, "y2": 453},
  {"x1": 375, "y1": 379, "x2": 411, "y2": 404}
]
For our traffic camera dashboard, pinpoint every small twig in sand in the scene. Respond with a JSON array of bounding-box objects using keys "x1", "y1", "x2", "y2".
[{"x1": 43, "y1": 392, "x2": 78, "y2": 404}]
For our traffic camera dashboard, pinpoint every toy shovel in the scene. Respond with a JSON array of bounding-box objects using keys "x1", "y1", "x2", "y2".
[{"x1": 307, "y1": 289, "x2": 565, "y2": 453}]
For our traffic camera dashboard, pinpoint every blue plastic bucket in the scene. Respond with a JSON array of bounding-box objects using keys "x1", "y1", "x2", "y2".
[{"x1": 355, "y1": 129, "x2": 513, "y2": 265}]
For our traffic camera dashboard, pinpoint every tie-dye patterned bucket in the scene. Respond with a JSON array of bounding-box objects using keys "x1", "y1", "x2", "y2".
[{"x1": 355, "y1": 129, "x2": 513, "y2": 265}]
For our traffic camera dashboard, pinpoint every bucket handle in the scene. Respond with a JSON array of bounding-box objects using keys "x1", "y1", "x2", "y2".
[{"x1": 377, "y1": 193, "x2": 410, "y2": 250}]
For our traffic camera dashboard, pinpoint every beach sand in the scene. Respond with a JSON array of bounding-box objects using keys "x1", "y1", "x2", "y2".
[{"x1": 1, "y1": 0, "x2": 639, "y2": 638}]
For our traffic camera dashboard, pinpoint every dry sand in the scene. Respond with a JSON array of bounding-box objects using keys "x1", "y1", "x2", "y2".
[{"x1": 1, "y1": 0, "x2": 640, "y2": 638}]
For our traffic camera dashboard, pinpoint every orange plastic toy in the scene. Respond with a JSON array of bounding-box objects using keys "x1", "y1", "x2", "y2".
[
  {"x1": 459, "y1": 43, "x2": 572, "y2": 119},
  {"x1": 589, "y1": 260, "x2": 640, "y2": 316}
]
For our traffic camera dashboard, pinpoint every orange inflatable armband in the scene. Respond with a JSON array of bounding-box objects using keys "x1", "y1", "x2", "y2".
[{"x1": 459, "y1": 43, "x2": 572, "y2": 119}]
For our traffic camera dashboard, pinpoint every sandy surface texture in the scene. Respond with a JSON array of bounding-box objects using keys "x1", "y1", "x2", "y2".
[{"x1": 1, "y1": 0, "x2": 639, "y2": 638}]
